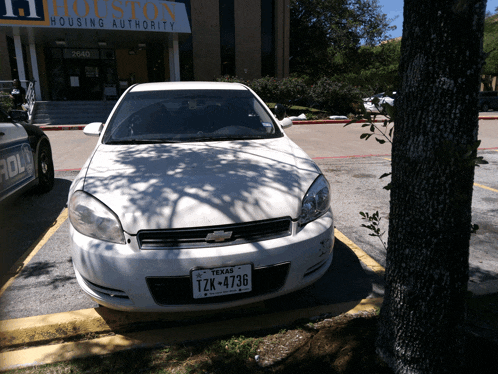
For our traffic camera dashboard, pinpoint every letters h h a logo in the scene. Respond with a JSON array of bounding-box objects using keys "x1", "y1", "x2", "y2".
[{"x1": 2, "y1": 0, "x2": 40, "y2": 18}]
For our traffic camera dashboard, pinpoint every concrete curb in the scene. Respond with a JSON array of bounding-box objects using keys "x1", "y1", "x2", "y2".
[{"x1": 0, "y1": 298, "x2": 383, "y2": 371}]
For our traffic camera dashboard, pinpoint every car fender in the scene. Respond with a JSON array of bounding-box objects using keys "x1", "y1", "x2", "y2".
[{"x1": 21, "y1": 123, "x2": 52, "y2": 180}]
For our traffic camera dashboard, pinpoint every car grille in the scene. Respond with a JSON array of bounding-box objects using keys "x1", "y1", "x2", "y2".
[
  {"x1": 146, "y1": 262, "x2": 290, "y2": 305},
  {"x1": 137, "y1": 217, "x2": 292, "y2": 249}
]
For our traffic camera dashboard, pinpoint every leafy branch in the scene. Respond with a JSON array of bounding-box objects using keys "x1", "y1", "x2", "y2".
[{"x1": 360, "y1": 211, "x2": 387, "y2": 250}]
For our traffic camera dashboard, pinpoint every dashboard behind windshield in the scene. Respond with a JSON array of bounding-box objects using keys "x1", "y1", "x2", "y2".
[{"x1": 103, "y1": 89, "x2": 283, "y2": 144}]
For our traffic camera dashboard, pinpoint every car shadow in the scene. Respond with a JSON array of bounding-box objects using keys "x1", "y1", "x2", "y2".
[{"x1": 0, "y1": 177, "x2": 72, "y2": 279}]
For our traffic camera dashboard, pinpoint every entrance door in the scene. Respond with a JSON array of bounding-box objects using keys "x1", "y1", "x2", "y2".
[{"x1": 67, "y1": 60, "x2": 103, "y2": 101}]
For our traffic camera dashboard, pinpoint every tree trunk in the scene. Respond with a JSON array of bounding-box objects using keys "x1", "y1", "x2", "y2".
[{"x1": 377, "y1": 1, "x2": 487, "y2": 373}]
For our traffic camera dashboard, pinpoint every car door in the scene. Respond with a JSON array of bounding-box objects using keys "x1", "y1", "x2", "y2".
[{"x1": 0, "y1": 111, "x2": 36, "y2": 201}]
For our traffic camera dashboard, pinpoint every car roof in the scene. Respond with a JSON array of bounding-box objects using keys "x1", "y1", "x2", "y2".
[{"x1": 129, "y1": 81, "x2": 249, "y2": 93}]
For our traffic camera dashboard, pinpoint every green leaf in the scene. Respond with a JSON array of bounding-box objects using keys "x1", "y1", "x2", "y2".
[
  {"x1": 379, "y1": 172, "x2": 391, "y2": 179},
  {"x1": 375, "y1": 137, "x2": 386, "y2": 144}
]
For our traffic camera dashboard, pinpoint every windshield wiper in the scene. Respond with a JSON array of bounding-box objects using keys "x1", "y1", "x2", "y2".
[
  {"x1": 192, "y1": 135, "x2": 267, "y2": 142},
  {"x1": 105, "y1": 139, "x2": 182, "y2": 144}
]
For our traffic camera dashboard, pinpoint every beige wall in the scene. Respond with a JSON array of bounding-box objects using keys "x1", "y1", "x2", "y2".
[
  {"x1": 191, "y1": 0, "x2": 221, "y2": 81},
  {"x1": 234, "y1": 0, "x2": 261, "y2": 80}
]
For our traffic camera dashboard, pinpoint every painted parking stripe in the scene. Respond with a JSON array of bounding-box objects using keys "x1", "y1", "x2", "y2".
[
  {"x1": 0, "y1": 209, "x2": 68, "y2": 297},
  {"x1": 335, "y1": 229, "x2": 385, "y2": 277},
  {"x1": 474, "y1": 183, "x2": 498, "y2": 193}
]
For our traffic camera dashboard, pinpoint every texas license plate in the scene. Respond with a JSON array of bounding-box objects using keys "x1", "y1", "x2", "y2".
[{"x1": 191, "y1": 264, "x2": 252, "y2": 299}]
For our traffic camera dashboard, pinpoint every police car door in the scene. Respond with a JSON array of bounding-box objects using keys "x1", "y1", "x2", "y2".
[{"x1": 0, "y1": 111, "x2": 35, "y2": 201}]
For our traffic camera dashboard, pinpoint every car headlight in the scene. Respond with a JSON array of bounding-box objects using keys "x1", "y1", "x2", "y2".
[
  {"x1": 299, "y1": 175, "x2": 331, "y2": 226},
  {"x1": 68, "y1": 191, "x2": 125, "y2": 244}
]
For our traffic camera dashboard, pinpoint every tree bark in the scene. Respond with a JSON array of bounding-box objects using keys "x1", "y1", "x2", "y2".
[{"x1": 377, "y1": 1, "x2": 487, "y2": 373}]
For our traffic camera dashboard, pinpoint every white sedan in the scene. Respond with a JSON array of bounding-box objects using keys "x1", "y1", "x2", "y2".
[{"x1": 68, "y1": 82, "x2": 334, "y2": 312}]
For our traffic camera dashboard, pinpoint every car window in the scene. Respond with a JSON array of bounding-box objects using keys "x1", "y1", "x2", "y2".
[{"x1": 103, "y1": 89, "x2": 283, "y2": 144}]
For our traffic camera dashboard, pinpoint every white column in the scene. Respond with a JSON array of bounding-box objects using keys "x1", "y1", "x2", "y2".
[
  {"x1": 13, "y1": 29, "x2": 27, "y2": 86},
  {"x1": 169, "y1": 34, "x2": 180, "y2": 82},
  {"x1": 28, "y1": 30, "x2": 42, "y2": 100}
]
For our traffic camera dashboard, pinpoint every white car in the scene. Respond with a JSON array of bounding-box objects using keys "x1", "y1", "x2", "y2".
[
  {"x1": 68, "y1": 82, "x2": 334, "y2": 312},
  {"x1": 0, "y1": 109, "x2": 54, "y2": 203},
  {"x1": 363, "y1": 92, "x2": 396, "y2": 113}
]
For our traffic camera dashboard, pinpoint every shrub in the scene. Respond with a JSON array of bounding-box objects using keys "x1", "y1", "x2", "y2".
[
  {"x1": 215, "y1": 75, "x2": 248, "y2": 84},
  {"x1": 248, "y1": 76, "x2": 281, "y2": 103},
  {"x1": 0, "y1": 92, "x2": 13, "y2": 112},
  {"x1": 310, "y1": 78, "x2": 364, "y2": 116},
  {"x1": 277, "y1": 77, "x2": 309, "y2": 106}
]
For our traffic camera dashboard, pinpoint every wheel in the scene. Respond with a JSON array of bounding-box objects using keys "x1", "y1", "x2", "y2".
[
  {"x1": 35, "y1": 140, "x2": 54, "y2": 193},
  {"x1": 481, "y1": 103, "x2": 489, "y2": 112}
]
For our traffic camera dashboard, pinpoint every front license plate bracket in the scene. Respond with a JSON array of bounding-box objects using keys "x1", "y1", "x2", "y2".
[{"x1": 191, "y1": 264, "x2": 252, "y2": 299}]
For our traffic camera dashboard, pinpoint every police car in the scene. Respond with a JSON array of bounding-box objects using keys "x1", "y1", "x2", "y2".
[{"x1": 0, "y1": 108, "x2": 54, "y2": 203}]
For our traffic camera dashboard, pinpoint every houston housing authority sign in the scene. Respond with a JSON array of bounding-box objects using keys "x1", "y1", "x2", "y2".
[{"x1": 0, "y1": 0, "x2": 190, "y2": 33}]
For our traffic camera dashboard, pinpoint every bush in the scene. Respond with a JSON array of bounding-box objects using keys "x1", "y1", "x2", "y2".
[
  {"x1": 216, "y1": 76, "x2": 310, "y2": 107},
  {"x1": 0, "y1": 92, "x2": 13, "y2": 112},
  {"x1": 248, "y1": 76, "x2": 281, "y2": 103},
  {"x1": 310, "y1": 78, "x2": 364, "y2": 116},
  {"x1": 276, "y1": 77, "x2": 309, "y2": 106},
  {"x1": 216, "y1": 75, "x2": 370, "y2": 116},
  {"x1": 215, "y1": 75, "x2": 248, "y2": 85}
]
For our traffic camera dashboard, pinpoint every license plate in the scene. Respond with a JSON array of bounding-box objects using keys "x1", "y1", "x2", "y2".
[{"x1": 191, "y1": 264, "x2": 252, "y2": 299}]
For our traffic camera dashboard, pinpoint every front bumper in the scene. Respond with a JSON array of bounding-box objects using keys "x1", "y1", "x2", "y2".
[{"x1": 70, "y1": 212, "x2": 334, "y2": 312}]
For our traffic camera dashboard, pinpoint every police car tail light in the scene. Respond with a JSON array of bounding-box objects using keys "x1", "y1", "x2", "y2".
[{"x1": 69, "y1": 191, "x2": 125, "y2": 244}]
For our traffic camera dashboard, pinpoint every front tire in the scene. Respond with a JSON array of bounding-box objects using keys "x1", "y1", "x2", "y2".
[{"x1": 35, "y1": 140, "x2": 54, "y2": 193}]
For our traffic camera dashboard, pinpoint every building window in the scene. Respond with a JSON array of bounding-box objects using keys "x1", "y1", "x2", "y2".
[
  {"x1": 219, "y1": 0, "x2": 235, "y2": 76},
  {"x1": 261, "y1": 0, "x2": 275, "y2": 77}
]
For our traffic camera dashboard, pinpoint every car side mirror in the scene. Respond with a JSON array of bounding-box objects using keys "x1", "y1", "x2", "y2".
[
  {"x1": 280, "y1": 118, "x2": 293, "y2": 129},
  {"x1": 84, "y1": 122, "x2": 104, "y2": 136},
  {"x1": 274, "y1": 104, "x2": 287, "y2": 120}
]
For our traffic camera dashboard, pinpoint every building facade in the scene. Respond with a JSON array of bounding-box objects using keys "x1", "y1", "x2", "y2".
[{"x1": 0, "y1": 0, "x2": 290, "y2": 101}]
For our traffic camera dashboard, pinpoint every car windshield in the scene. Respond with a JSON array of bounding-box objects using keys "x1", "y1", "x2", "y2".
[{"x1": 102, "y1": 89, "x2": 283, "y2": 144}]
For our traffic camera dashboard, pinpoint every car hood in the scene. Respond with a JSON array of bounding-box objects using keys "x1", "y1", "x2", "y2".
[{"x1": 80, "y1": 138, "x2": 321, "y2": 233}]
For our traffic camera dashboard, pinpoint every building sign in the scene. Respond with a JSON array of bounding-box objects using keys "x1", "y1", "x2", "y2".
[{"x1": 0, "y1": 0, "x2": 191, "y2": 33}]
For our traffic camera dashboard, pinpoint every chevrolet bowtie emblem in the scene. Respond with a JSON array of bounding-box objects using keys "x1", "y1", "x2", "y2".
[{"x1": 206, "y1": 230, "x2": 233, "y2": 242}]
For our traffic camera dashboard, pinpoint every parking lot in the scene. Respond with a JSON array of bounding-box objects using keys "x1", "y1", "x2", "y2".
[{"x1": 0, "y1": 119, "x2": 497, "y2": 359}]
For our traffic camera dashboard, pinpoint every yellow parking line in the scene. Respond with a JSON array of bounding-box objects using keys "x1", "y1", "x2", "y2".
[
  {"x1": 474, "y1": 183, "x2": 498, "y2": 193},
  {"x1": 334, "y1": 229, "x2": 385, "y2": 277},
  {"x1": 382, "y1": 157, "x2": 391, "y2": 161},
  {"x1": 0, "y1": 208, "x2": 68, "y2": 297}
]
